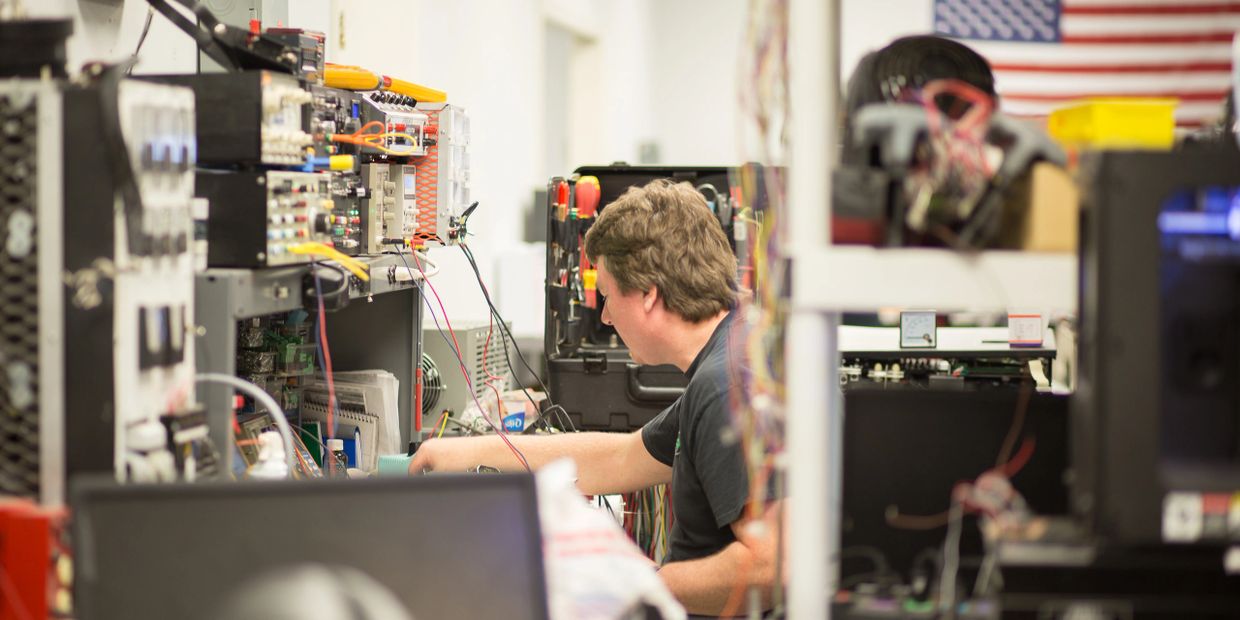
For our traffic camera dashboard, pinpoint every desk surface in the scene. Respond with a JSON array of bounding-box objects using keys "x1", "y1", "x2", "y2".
[{"x1": 840, "y1": 326, "x2": 1057, "y2": 359}]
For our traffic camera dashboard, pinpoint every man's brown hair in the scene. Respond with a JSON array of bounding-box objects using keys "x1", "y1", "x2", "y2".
[{"x1": 584, "y1": 179, "x2": 737, "y2": 322}]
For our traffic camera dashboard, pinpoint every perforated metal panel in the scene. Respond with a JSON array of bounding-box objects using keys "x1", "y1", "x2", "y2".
[
  {"x1": 0, "y1": 91, "x2": 42, "y2": 497},
  {"x1": 421, "y1": 320, "x2": 510, "y2": 418}
]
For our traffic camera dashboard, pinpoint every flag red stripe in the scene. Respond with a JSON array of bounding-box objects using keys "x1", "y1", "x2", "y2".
[
  {"x1": 1002, "y1": 90, "x2": 1228, "y2": 102},
  {"x1": 1062, "y1": 3, "x2": 1240, "y2": 16},
  {"x1": 991, "y1": 61, "x2": 1231, "y2": 73},
  {"x1": 1060, "y1": 32, "x2": 1236, "y2": 44}
]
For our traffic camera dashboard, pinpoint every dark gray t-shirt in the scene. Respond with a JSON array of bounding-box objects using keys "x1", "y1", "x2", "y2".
[{"x1": 641, "y1": 312, "x2": 746, "y2": 563}]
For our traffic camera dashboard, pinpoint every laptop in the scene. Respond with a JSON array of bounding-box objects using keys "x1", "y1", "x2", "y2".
[{"x1": 72, "y1": 474, "x2": 549, "y2": 620}]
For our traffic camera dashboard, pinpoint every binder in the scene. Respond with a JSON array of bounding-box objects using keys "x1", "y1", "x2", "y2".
[{"x1": 301, "y1": 384, "x2": 380, "y2": 472}]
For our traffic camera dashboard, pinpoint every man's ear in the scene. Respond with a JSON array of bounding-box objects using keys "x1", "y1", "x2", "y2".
[{"x1": 642, "y1": 285, "x2": 659, "y2": 313}]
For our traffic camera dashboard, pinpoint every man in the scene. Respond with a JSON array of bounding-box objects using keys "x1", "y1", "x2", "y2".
[{"x1": 410, "y1": 179, "x2": 776, "y2": 616}]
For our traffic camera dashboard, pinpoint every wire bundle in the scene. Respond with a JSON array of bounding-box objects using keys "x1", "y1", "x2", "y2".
[
  {"x1": 402, "y1": 248, "x2": 532, "y2": 470},
  {"x1": 457, "y1": 242, "x2": 575, "y2": 432},
  {"x1": 622, "y1": 485, "x2": 673, "y2": 564},
  {"x1": 328, "y1": 120, "x2": 420, "y2": 157},
  {"x1": 732, "y1": 0, "x2": 792, "y2": 481},
  {"x1": 716, "y1": 0, "x2": 797, "y2": 615},
  {"x1": 289, "y1": 242, "x2": 369, "y2": 281},
  {"x1": 901, "y1": 79, "x2": 998, "y2": 240}
]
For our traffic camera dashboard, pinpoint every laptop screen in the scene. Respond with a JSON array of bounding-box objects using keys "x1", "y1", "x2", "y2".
[{"x1": 72, "y1": 474, "x2": 548, "y2": 620}]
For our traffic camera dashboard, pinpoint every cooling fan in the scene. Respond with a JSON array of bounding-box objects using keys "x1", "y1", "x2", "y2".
[{"x1": 420, "y1": 352, "x2": 445, "y2": 416}]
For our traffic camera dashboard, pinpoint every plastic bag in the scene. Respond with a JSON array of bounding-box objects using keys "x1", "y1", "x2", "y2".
[
  {"x1": 457, "y1": 389, "x2": 543, "y2": 435},
  {"x1": 536, "y1": 459, "x2": 686, "y2": 620}
]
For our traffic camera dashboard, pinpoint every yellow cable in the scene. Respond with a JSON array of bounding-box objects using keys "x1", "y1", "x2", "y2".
[
  {"x1": 302, "y1": 243, "x2": 366, "y2": 275},
  {"x1": 385, "y1": 76, "x2": 447, "y2": 103},
  {"x1": 288, "y1": 242, "x2": 371, "y2": 281},
  {"x1": 324, "y1": 64, "x2": 447, "y2": 102},
  {"x1": 359, "y1": 132, "x2": 422, "y2": 156},
  {"x1": 324, "y1": 64, "x2": 382, "y2": 91}
]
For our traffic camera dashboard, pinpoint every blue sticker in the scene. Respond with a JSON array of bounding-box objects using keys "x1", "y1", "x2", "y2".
[{"x1": 502, "y1": 413, "x2": 524, "y2": 433}]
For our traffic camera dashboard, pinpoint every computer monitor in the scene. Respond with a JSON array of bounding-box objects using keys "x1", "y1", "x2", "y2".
[
  {"x1": 72, "y1": 474, "x2": 549, "y2": 620},
  {"x1": 1076, "y1": 144, "x2": 1240, "y2": 547}
]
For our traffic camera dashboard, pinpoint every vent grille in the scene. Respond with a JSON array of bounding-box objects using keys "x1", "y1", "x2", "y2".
[
  {"x1": 0, "y1": 92, "x2": 42, "y2": 498},
  {"x1": 470, "y1": 326, "x2": 510, "y2": 400}
]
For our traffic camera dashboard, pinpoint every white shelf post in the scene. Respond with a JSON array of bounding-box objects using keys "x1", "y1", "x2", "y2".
[{"x1": 786, "y1": 0, "x2": 840, "y2": 618}]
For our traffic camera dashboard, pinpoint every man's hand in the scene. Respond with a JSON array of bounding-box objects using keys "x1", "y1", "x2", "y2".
[
  {"x1": 408, "y1": 438, "x2": 441, "y2": 474},
  {"x1": 656, "y1": 500, "x2": 786, "y2": 615},
  {"x1": 404, "y1": 430, "x2": 671, "y2": 495},
  {"x1": 734, "y1": 500, "x2": 786, "y2": 588}
]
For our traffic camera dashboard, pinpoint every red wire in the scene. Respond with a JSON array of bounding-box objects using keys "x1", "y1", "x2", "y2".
[
  {"x1": 480, "y1": 309, "x2": 506, "y2": 418},
  {"x1": 411, "y1": 251, "x2": 531, "y2": 471},
  {"x1": 461, "y1": 243, "x2": 510, "y2": 414},
  {"x1": 317, "y1": 290, "x2": 338, "y2": 475},
  {"x1": 414, "y1": 366, "x2": 423, "y2": 434},
  {"x1": 1000, "y1": 436, "x2": 1037, "y2": 478}
]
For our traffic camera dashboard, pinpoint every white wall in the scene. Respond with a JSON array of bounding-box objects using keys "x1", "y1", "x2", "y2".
[
  {"x1": 649, "y1": 0, "x2": 746, "y2": 165},
  {"x1": 39, "y1": 0, "x2": 197, "y2": 73},
  {"x1": 841, "y1": 0, "x2": 934, "y2": 85},
  {"x1": 642, "y1": 0, "x2": 938, "y2": 164}
]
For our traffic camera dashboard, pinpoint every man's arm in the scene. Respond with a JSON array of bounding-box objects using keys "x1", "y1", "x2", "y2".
[
  {"x1": 409, "y1": 430, "x2": 671, "y2": 496},
  {"x1": 657, "y1": 502, "x2": 783, "y2": 616}
]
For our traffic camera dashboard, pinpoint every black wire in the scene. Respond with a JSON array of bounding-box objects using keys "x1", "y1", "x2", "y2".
[
  {"x1": 461, "y1": 241, "x2": 575, "y2": 431},
  {"x1": 126, "y1": 7, "x2": 156, "y2": 75},
  {"x1": 145, "y1": 0, "x2": 237, "y2": 71},
  {"x1": 94, "y1": 60, "x2": 147, "y2": 257},
  {"x1": 458, "y1": 244, "x2": 548, "y2": 391},
  {"x1": 309, "y1": 260, "x2": 350, "y2": 301},
  {"x1": 456, "y1": 245, "x2": 562, "y2": 432},
  {"x1": 389, "y1": 249, "x2": 465, "y2": 408},
  {"x1": 390, "y1": 246, "x2": 538, "y2": 448},
  {"x1": 460, "y1": 243, "x2": 577, "y2": 432}
]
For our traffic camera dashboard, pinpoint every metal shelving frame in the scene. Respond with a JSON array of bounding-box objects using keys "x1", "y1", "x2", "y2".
[
  {"x1": 194, "y1": 253, "x2": 425, "y2": 462},
  {"x1": 784, "y1": 2, "x2": 1078, "y2": 616}
]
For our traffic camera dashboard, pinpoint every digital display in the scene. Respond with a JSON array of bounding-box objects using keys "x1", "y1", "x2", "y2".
[{"x1": 403, "y1": 170, "x2": 416, "y2": 197}]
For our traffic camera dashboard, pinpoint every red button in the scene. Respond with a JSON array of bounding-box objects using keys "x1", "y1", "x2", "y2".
[
  {"x1": 294, "y1": 214, "x2": 307, "y2": 222},
  {"x1": 297, "y1": 229, "x2": 308, "y2": 238}
]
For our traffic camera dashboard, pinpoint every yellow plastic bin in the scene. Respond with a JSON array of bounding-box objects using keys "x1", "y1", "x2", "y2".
[{"x1": 1047, "y1": 98, "x2": 1178, "y2": 150}]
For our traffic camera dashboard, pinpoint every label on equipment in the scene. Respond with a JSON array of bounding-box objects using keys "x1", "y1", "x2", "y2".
[
  {"x1": 502, "y1": 413, "x2": 525, "y2": 433},
  {"x1": 1203, "y1": 493, "x2": 1231, "y2": 540},
  {"x1": 1008, "y1": 313, "x2": 1044, "y2": 347},
  {"x1": 1163, "y1": 492, "x2": 1204, "y2": 543}
]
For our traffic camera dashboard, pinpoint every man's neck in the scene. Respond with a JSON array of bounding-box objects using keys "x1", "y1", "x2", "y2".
[{"x1": 668, "y1": 310, "x2": 729, "y2": 372}]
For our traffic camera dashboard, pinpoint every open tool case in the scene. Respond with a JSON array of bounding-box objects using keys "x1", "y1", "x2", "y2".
[{"x1": 544, "y1": 165, "x2": 737, "y2": 431}]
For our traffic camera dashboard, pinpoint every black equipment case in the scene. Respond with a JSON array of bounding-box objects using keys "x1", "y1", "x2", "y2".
[{"x1": 544, "y1": 165, "x2": 737, "y2": 431}]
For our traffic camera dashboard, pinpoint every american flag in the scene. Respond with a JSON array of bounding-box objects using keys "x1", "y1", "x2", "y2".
[{"x1": 933, "y1": 0, "x2": 1240, "y2": 127}]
